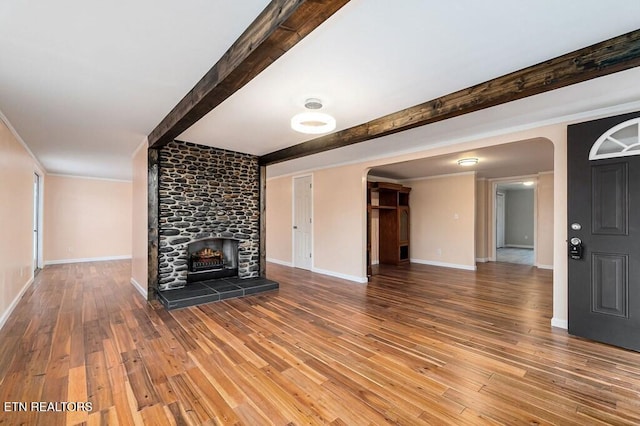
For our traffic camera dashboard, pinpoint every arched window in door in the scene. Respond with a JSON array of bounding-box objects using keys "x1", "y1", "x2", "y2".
[{"x1": 589, "y1": 117, "x2": 640, "y2": 160}]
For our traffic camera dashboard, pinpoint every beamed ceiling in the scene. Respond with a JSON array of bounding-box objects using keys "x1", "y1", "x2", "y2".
[{"x1": 2, "y1": 0, "x2": 640, "y2": 180}]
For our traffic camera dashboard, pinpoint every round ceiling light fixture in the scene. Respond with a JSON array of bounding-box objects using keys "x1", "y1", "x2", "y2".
[
  {"x1": 291, "y1": 98, "x2": 336, "y2": 135},
  {"x1": 457, "y1": 157, "x2": 478, "y2": 166},
  {"x1": 522, "y1": 181, "x2": 535, "y2": 186}
]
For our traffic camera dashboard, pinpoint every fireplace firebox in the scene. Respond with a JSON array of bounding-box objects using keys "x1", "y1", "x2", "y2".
[{"x1": 187, "y1": 238, "x2": 239, "y2": 283}]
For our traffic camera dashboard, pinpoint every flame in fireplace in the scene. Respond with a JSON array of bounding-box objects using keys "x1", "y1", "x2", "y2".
[{"x1": 196, "y1": 248, "x2": 223, "y2": 261}]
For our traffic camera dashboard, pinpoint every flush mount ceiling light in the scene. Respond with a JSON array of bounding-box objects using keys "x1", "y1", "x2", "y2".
[
  {"x1": 457, "y1": 157, "x2": 478, "y2": 166},
  {"x1": 291, "y1": 98, "x2": 336, "y2": 135},
  {"x1": 522, "y1": 181, "x2": 535, "y2": 186}
]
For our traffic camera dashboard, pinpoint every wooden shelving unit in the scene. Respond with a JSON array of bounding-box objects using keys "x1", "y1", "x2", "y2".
[{"x1": 367, "y1": 182, "x2": 411, "y2": 276}]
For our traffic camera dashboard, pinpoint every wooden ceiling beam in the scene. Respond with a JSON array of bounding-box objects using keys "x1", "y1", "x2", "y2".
[
  {"x1": 259, "y1": 28, "x2": 640, "y2": 166},
  {"x1": 148, "y1": 0, "x2": 350, "y2": 148}
]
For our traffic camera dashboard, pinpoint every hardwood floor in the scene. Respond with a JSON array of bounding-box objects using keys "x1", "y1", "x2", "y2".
[{"x1": 1, "y1": 260, "x2": 640, "y2": 425}]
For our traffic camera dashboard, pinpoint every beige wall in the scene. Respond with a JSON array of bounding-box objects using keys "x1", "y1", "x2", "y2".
[
  {"x1": 266, "y1": 164, "x2": 368, "y2": 282},
  {"x1": 476, "y1": 179, "x2": 488, "y2": 261},
  {"x1": 265, "y1": 123, "x2": 568, "y2": 326},
  {"x1": 131, "y1": 141, "x2": 148, "y2": 296},
  {"x1": 536, "y1": 172, "x2": 554, "y2": 268},
  {"x1": 265, "y1": 175, "x2": 293, "y2": 265},
  {"x1": 406, "y1": 173, "x2": 476, "y2": 269},
  {"x1": 44, "y1": 175, "x2": 132, "y2": 263},
  {"x1": 0, "y1": 116, "x2": 44, "y2": 327},
  {"x1": 313, "y1": 165, "x2": 367, "y2": 280}
]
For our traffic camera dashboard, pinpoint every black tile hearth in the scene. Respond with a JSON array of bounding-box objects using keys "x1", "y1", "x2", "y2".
[{"x1": 157, "y1": 277, "x2": 278, "y2": 310}]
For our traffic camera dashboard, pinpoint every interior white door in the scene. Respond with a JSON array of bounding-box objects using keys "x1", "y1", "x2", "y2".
[
  {"x1": 293, "y1": 176, "x2": 312, "y2": 270},
  {"x1": 496, "y1": 192, "x2": 505, "y2": 249}
]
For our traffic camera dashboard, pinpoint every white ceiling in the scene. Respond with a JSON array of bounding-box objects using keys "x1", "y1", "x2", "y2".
[
  {"x1": 369, "y1": 138, "x2": 554, "y2": 181},
  {"x1": 2, "y1": 1, "x2": 640, "y2": 181},
  {"x1": 0, "y1": 0, "x2": 271, "y2": 179}
]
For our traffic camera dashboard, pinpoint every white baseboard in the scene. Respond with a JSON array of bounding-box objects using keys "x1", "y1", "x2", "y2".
[
  {"x1": 267, "y1": 259, "x2": 367, "y2": 283},
  {"x1": 504, "y1": 244, "x2": 534, "y2": 249},
  {"x1": 476, "y1": 257, "x2": 488, "y2": 263},
  {"x1": 551, "y1": 317, "x2": 568, "y2": 329},
  {"x1": 536, "y1": 263, "x2": 553, "y2": 270},
  {"x1": 411, "y1": 258, "x2": 477, "y2": 271},
  {"x1": 311, "y1": 267, "x2": 368, "y2": 284},
  {"x1": 266, "y1": 257, "x2": 293, "y2": 267},
  {"x1": 130, "y1": 277, "x2": 148, "y2": 299},
  {"x1": 0, "y1": 276, "x2": 34, "y2": 331},
  {"x1": 44, "y1": 255, "x2": 132, "y2": 265}
]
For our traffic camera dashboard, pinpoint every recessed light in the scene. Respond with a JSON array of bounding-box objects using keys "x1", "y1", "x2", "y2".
[{"x1": 457, "y1": 158, "x2": 478, "y2": 166}]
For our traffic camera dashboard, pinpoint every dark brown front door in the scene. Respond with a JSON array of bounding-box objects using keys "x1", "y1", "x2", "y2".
[{"x1": 568, "y1": 111, "x2": 640, "y2": 351}]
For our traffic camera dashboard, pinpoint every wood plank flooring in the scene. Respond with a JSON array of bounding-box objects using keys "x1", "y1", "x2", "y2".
[{"x1": 1, "y1": 260, "x2": 640, "y2": 425}]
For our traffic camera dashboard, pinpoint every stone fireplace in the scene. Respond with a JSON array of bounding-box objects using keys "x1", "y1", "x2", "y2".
[{"x1": 157, "y1": 141, "x2": 260, "y2": 291}]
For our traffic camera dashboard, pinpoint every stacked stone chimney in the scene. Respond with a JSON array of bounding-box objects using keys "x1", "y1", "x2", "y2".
[{"x1": 158, "y1": 141, "x2": 260, "y2": 291}]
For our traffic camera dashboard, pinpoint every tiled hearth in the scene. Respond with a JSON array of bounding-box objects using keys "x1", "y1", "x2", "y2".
[{"x1": 158, "y1": 277, "x2": 279, "y2": 310}]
